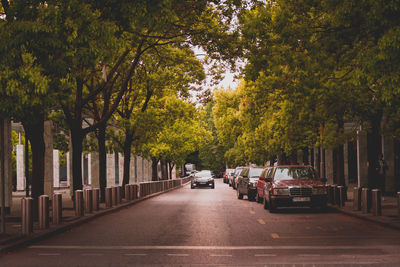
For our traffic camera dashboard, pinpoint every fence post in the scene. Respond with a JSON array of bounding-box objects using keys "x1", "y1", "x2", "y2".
[
  {"x1": 75, "y1": 190, "x2": 84, "y2": 217},
  {"x1": 371, "y1": 189, "x2": 382, "y2": 216},
  {"x1": 398, "y1": 192, "x2": 400, "y2": 217},
  {"x1": 39, "y1": 195, "x2": 49, "y2": 229},
  {"x1": 52, "y1": 193, "x2": 62, "y2": 224},
  {"x1": 21, "y1": 197, "x2": 33, "y2": 235},
  {"x1": 105, "y1": 187, "x2": 112, "y2": 208},
  {"x1": 125, "y1": 184, "x2": 131, "y2": 201},
  {"x1": 337, "y1": 186, "x2": 345, "y2": 208}
]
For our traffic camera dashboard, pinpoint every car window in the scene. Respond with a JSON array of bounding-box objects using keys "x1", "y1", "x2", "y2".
[
  {"x1": 196, "y1": 170, "x2": 212, "y2": 177},
  {"x1": 249, "y1": 168, "x2": 263, "y2": 178},
  {"x1": 266, "y1": 168, "x2": 274, "y2": 178},
  {"x1": 273, "y1": 167, "x2": 318, "y2": 181}
]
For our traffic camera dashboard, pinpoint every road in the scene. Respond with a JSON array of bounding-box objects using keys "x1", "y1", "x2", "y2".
[{"x1": 1, "y1": 179, "x2": 400, "y2": 266}]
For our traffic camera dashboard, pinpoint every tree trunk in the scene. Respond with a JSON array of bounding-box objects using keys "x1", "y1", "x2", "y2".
[
  {"x1": 22, "y1": 117, "x2": 45, "y2": 220},
  {"x1": 70, "y1": 123, "x2": 84, "y2": 204},
  {"x1": 122, "y1": 133, "x2": 133, "y2": 187},
  {"x1": 168, "y1": 162, "x2": 175, "y2": 180},
  {"x1": 97, "y1": 124, "x2": 107, "y2": 202},
  {"x1": 161, "y1": 159, "x2": 168, "y2": 180},
  {"x1": 151, "y1": 158, "x2": 158, "y2": 181}
]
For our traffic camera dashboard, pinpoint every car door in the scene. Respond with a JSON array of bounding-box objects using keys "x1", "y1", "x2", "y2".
[
  {"x1": 257, "y1": 168, "x2": 267, "y2": 198},
  {"x1": 264, "y1": 167, "x2": 275, "y2": 198}
]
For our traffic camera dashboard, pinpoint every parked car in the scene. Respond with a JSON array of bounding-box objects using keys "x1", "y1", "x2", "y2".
[
  {"x1": 255, "y1": 166, "x2": 273, "y2": 203},
  {"x1": 224, "y1": 168, "x2": 235, "y2": 184},
  {"x1": 236, "y1": 167, "x2": 264, "y2": 201},
  {"x1": 191, "y1": 170, "x2": 215, "y2": 189},
  {"x1": 231, "y1": 167, "x2": 244, "y2": 189},
  {"x1": 262, "y1": 165, "x2": 327, "y2": 212}
]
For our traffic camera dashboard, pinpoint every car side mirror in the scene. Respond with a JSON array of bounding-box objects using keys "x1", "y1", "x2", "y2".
[{"x1": 321, "y1": 177, "x2": 327, "y2": 183}]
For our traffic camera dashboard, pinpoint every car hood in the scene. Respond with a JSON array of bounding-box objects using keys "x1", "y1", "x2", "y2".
[
  {"x1": 194, "y1": 177, "x2": 213, "y2": 182},
  {"x1": 272, "y1": 179, "x2": 325, "y2": 187}
]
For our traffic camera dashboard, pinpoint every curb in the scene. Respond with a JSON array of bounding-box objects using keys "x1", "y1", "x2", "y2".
[
  {"x1": 329, "y1": 204, "x2": 400, "y2": 231},
  {"x1": 0, "y1": 181, "x2": 190, "y2": 254}
]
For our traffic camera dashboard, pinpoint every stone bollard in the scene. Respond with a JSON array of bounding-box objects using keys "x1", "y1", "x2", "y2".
[
  {"x1": 131, "y1": 184, "x2": 137, "y2": 200},
  {"x1": 75, "y1": 190, "x2": 84, "y2": 217},
  {"x1": 337, "y1": 186, "x2": 345, "y2": 208},
  {"x1": 84, "y1": 189, "x2": 93, "y2": 213},
  {"x1": 361, "y1": 188, "x2": 371, "y2": 213},
  {"x1": 331, "y1": 185, "x2": 337, "y2": 205},
  {"x1": 353, "y1": 187, "x2": 362, "y2": 211},
  {"x1": 398, "y1": 192, "x2": 400, "y2": 217},
  {"x1": 21, "y1": 197, "x2": 33, "y2": 235},
  {"x1": 52, "y1": 193, "x2": 62, "y2": 224},
  {"x1": 371, "y1": 189, "x2": 382, "y2": 216},
  {"x1": 117, "y1": 186, "x2": 122, "y2": 203},
  {"x1": 105, "y1": 187, "x2": 112, "y2": 208},
  {"x1": 112, "y1": 186, "x2": 118, "y2": 206},
  {"x1": 39, "y1": 195, "x2": 50, "y2": 229},
  {"x1": 125, "y1": 184, "x2": 131, "y2": 201},
  {"x1": 92, "y1": 188, "x2": 100, "y2": 211}
]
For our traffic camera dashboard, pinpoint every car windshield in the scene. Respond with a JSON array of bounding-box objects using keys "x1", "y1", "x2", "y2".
[
  {"x1": 196, "y1": 171, "x2": 212, "y2": 177},
  {"x1": 235, "y1": 168, "x2": 243, "y2": 175},
  {"x1": 249, "y1": 168, "x2": 263, "y2": 178},
  {"x1": 273, "y1": 167, "x2": 318, "y2": 181}
]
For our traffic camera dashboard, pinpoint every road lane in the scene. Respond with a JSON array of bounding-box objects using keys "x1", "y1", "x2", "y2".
[{"x1": 1, "y1": 179, "x2": 400, "y2": 266}]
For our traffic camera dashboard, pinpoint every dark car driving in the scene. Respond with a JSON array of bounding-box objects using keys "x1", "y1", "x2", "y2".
[{"x1": 191, "y1": 170, "x2": 215, "y2": 189}]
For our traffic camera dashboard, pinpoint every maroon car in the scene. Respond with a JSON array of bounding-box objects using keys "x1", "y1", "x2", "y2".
[
  {"x1": 262, "y1": 165, "x2": 327, "y2": 212},
  {"x1": 255, "y1": 166, "x2": 273, "y2": 203}
]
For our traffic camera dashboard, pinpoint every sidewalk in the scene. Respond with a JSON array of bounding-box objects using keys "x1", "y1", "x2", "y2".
[
  {"x1": 0, "y1": 181, "x2": 189, "y2": 253},
  {"x1": 329, "y1": 190, "x2": 400, "y2": 231}
]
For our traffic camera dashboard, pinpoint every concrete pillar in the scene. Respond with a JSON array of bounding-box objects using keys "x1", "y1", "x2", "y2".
[
  {"x1": 137, "y1": 156, "x2": 143, "y2": 183},
  {"x1": 88, "y1": 153, "x2": 92, "y2": 185},
  {"x1": 44, "y1": 120, "x2": 53, "y2": 196},
  {"x1": 325, "y1": 149, "x2": 334, "y2": 185},
  {"x1": 130, "y1": 155, "x2": 135, "y2": 184},
  {"x1": 119, "y1": 153, "x2": 124, "y2": 185},
  {"x1": 344, "y1": 143, "x2": 349, "y2": 186},
  {"x1": 382, "y1": 135, "x2": 395, "y2": 194},
  {"x1": 53, "y1": 150, "x2": 59, "y2": 188},
  {"x1": 0, "y1": 119, "x2": 12, "y2": 210},
  {"x1": 81, "y1": 154, "x2": 85, "y2": 185},
  {"x1": 90, "y1": 152, "x2": 99, "y2": 188},
  {"x1": 172, "y1": 165, "x2": 176, "y2": 179},
  {"x1": 66, "y1": 151, "x2": 71, "y2": 187},
  {"x1": 106, "y1": 153, "x2": 115, "y2": 187},
  {"x1": 357, "y1": 130, "x2": 369, "y2": 187},
  {"x1": 16, "y1": 144, "x2": 25, "y2": 191}
]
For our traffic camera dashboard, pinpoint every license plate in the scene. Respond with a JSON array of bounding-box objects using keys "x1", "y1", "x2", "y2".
[
  {"x1": 293, "y1": 197, "x2": 310, "y2": 202},
  {"x1": 200, "y1": 182, "x2": 206, "y2": 185}
]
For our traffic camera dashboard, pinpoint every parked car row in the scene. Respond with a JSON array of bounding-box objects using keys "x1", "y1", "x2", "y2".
[{"x1": 225, "y1": 165, "x2": 328, "y2": 212}]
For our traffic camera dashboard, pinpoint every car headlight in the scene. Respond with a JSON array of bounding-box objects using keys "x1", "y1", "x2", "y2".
[
  {"x1": 312, "y1": 187, "x2": 326, "y2": 195},
  {"x1": 273, "y1": 188, "x2": 290, "y2": 195}
]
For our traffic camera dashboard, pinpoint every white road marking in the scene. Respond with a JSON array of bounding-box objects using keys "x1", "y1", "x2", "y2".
[
  {"x1": 249, "y1": 210, "x2": 255, "y2": 214},
  {"x1": 38, "y1": 253, "x2": 60, "y2": 256},
  {"x1": 271, "y1": 233, "x2": 280, "y2": 239},
  {"x1": 28, "y1": 245, "x2": 389, "y2": 250}
]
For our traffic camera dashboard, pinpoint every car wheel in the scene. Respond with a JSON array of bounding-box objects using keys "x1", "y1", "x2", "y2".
[
  {"x1": 256, "y1": 193, "x2": 262, "y2": 203},
  {"x1": 237, "y1": 189, "x2": 243, "y2": 199},
  {"x1": 248, "y1": 192, "x2": 255, "y2": 201},
  {"x1": 269, "y1": 196, "x2": 277, "y2": 213},
  {"x1": 228, "y1": 182, "x2": 232, "y2": 187},
  {"x1": 211, "y1": 184, "x2": 215, "y2": 189},
  {"x1": 191, "y1": 185, "x2": 195, "y2": 189},
  {"x1": 263, "y1": 195, "x2": 268, "y2": 210}
]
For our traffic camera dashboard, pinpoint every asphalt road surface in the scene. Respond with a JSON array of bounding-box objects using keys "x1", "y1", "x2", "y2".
[{"x1": 1, "y1": 179, "x2": 400, "y2": 266}]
